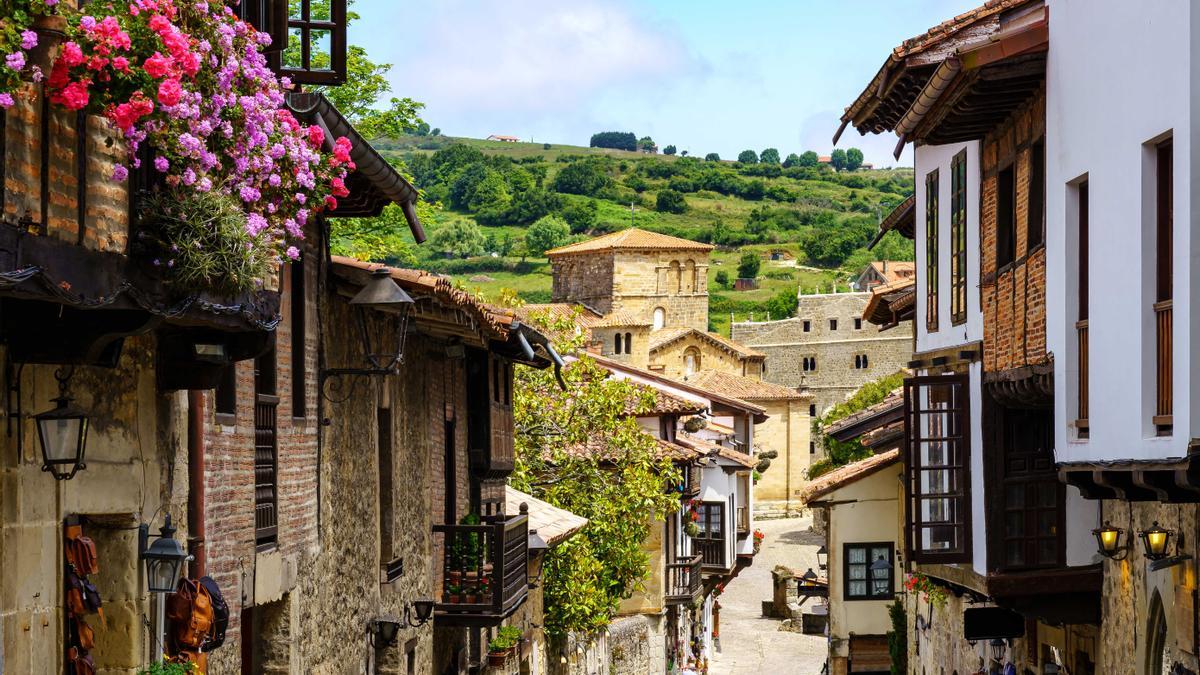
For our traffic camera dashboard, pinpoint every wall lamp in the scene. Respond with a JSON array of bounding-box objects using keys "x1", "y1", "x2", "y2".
[
  {"x1": 404, "y1": 599, "x2": 435, "y2": 628},
  {"x1": 816, "y1": 545, "x2": 828, "y2": 571},
  {"x1": 1139, "y1": 522, "x2": 1173, "y2": 561},
  {"x1": 1093, "y1": 522, "x2": 1129, "y2": 560},
  {"x1": 369, "y1": 617, "x2": 402, "y2": 649},
  {"x1": 320, "y1": 267, "x2": 416, "y2": 401},
  {"x1": 35, "y1": 367, "x2": 89, "y2": 480}
]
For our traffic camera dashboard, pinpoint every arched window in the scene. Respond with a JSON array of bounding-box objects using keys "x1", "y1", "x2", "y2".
[
  {"x1": 684, "y1": 347, "x2": 701, "y2": 376},
  {"x1": 625, "y1": 332, "x2": 632, "y2": 352},
  {"x1": 1147, "y1": 589, "x2": 1168, "y2": 675},
  {"x1": 669, "y1": 260, "x2": 682, "y2": 293},
  {"x1": 614, "y1": 333, "x2": 623, "y2": 354},
  {"x1": 653, "y1": 307, "x2": 666, "y2": 330},
  {"x1": 684, "y1": 260, "x2": 696, "y2": 293}
]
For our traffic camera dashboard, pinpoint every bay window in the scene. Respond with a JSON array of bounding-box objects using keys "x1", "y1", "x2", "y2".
[{"x1": 904, "y1": 374, "x2": 970, "y2": 563}]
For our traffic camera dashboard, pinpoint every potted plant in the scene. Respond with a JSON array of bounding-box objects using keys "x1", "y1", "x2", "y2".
[
  {"x1": 684, "y1": 520, "x2": 701, "y2": 538},
  {"x1": 446, "y1": 585, "x2": 461, "y2": 604},
  {"x1": 463, "y1": 583, "x2": 478, "y2": 604},
  {"x1": 487, "y1": 626, "x2": 522, "y2": 668},
  {"x1": 752, "y1": 529, "x2": 765, "y2": 553},
  {"x1": 478, "y1": 575, "x2": 492, "y2": 603}
]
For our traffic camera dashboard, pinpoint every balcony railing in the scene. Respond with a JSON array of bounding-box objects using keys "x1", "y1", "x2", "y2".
[
  {"x1": 1075, "y1": 320, "x2": 1088, "y2": 437},
  {"x1": 665, "y1": 555, "x2": 703, "y2": 605},
  {"x1": 433, "y1": 513, "x2": 529, "y2": 626},
  {"x1": 736, "y1": 506, "x2": 750, "y2": 536},
  {"x1": 1154, "y1": 300, "x2": 1172, "y2": 434},
  {"x1": 695, "y1": 538, "x2": 726, "y2": 570}
]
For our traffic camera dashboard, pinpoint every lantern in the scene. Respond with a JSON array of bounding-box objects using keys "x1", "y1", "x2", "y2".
[
  {"x1": 369, "y1": 617, "x2": 402, "y2": 648},
  {"x1": 35, "y1": 369, "x2": 89, "y2": 481},
  {"x1": 816, "y1": 545, "x2": 828, "y2": 571},
  {"x1": 350, "y1": 267, "x2": 415, "y2": 371},
  {"x1": 528, "y1": 528, "x2": 550, "y2": 589},
  {"x1": 139, "y1": 515, "x2": 190, "y2": 594},
  {"x1": 404, "y1": 599, "x2": 435, "y2": 627},
  {"x1": 1092, "y1": 522, "x2": 1127, "y2": 559},
  {"x1": 1139, "y1": 522, "x2": 1173, "y2": 561},
  {"x1": 870, "y1": 555, "x2": 892, "y2": 596}
]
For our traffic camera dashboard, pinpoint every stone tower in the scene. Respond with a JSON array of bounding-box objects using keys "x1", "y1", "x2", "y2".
[{"x1": 545, "y1": 227, "x2": 713, "y2": 332}]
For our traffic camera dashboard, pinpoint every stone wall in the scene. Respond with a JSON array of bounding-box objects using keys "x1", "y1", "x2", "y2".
[
  {"x1": 550, "y1": 253, "x2": 616, "y2": 314},
  {"x1": 594, "y1": 324, "x2": 652, "y2": 370},
  {"x1": 650, "y1": 333, "x2": 758, "y2": 381},
  {"x1": 733, "y1": 294, "x2": 913, "y2": 416},
  {"x1": 751, "y1": 398, "x2": 812, "y2": 517},
  {"x1": 609, "y1": 614, "x2": 665, "y2": 675},
  {"x1": 980, "y1": 91, "x2": 1048, "y2": 372},
  {"x1": 611, "y1": 251, "x2": 709, "y2": 332}
]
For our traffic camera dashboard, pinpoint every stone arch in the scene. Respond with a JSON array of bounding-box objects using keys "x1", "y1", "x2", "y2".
[
  {"x1": 684, "y1": 347, "x2": 701, "y2": 375},
  {"x1": 683, "y1": 259, "x2": 696, "y2": 293},
  {"x1": 669, "y1": 260, "x2": 682, "y2": 293},
  {"x1": 653, "y1": 307, "x2": 666, "y2": 330},
  {"x1": 625, "y1": 332, "x2": 632, "y2": 352},
  {"x1": 1147, "y1": 588, "x2": 1168, "y2": 675},
  {"x1": 614, "y1": 333, "x2": 623, "y2": 354}
]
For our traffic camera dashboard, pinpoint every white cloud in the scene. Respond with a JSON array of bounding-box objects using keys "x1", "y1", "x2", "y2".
[{"x1": 397, "y1": 0, "x2": 696, "y2": 114}]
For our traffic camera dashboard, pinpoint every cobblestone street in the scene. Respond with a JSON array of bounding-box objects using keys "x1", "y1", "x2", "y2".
[{"x1": 709, "y1": 515, "x2": 828, "y2": 675}]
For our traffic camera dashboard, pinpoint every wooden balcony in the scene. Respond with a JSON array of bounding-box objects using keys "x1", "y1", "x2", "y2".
[
  {"x1": 736, "y1": 505, "x2": 750, "y2": 536},
  {"x1": 1075, "y1": 320, "x2": 1088, "y2": 437},
  {"x1": 695, "y1": 537, "x2": 727, "y2": 570},
  {"x1": 665, "y1": 555, "x2": 703, "y2": 606},
  {"x1": 433, "y1": 513, "x2": 529, "y2": 626},
  {"x1": 1154, "y1": 300, "x2": 1172, "y2": 434},
  {"x1": 677, "y1": 463, "x2": 701, "y2": 499}
]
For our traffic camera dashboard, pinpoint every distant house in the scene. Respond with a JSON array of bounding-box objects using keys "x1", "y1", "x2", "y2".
[
  {"x1": 817, "y1": 155, "x2": 832, "y2": 165},
  {"x1": 853, "y1": 261, "x2": 915, "y2": 291},
  {"x1": 486, "y1": 134, "x2": 520, "y2": 143}
]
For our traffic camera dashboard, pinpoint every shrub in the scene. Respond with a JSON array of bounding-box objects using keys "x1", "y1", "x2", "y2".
[
  {"x1": 543, "y1": 143, "x2": 552, "y2": 150},
  {"x1": 560, "y1": 199, "x2": 599, "y2": 233},
  {"x1": 663, "y1": 144, "x2": 677, "y2": 155},
  {"x1": 737, "y1": 149, "x2": 759, "y2": 164},
  {"x1": 590, "y1": 131, "x2": 637, "y2": 151},
  {"x1": 655, "y1": 189, "x2": 687, "y2": 214},
  {"x1": 526, "y1": 215, "x2": 571, "y2": 256},
  {"x1": 715, "y1": 270, "x2": 731, "y2": 289},
  {"x1": 704, "y1": 152, "x2": 721, "y2": 162},
  {"x1": 737, "y1": 252, "x2": 761, "y2": 280},
  {"x1": 553, "y1": 159, "x2": 612, "y2": 196}
]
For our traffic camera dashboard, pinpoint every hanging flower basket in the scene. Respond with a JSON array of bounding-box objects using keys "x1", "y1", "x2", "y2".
[{"x1": 684, "y1": 521, "x2": 700, "y2": 538}]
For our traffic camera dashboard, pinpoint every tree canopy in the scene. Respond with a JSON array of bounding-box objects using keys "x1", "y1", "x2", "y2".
[
  {"x1": 760, "y1": 148, "x2": 781, "y2": 165},
  {"x1": 846, "y1": 148, "x2": 865, "y2": 172},
  {"x1": 655, "y1": 189, "x2": 687, "y2": 214},
  {"x1": 429, "y1": 218, "x2": 486, "y2": 258},
  {"x1": 737, "y1": 252, "x2": 761, "y2": 279},
  {"x1": 662, "y1": 145, "x2": 677, "y2": 156},
  {"x1": 799, "y1": 151, "x2": 820, "y2": 167},
  {"x1": 525, "y1": 215, "x2": 571, "y2": 256},
  {"x1": 590, "y1": 131, "x2": 638, "y2": 151},
  {"x1": 830, "y1": 148, "x2": 848, "y2": 172},
  {"x1": 737, "y1": 149, "x2": 759, "y2": 164},
  {"x1": 704, "y1": 152, "x2": 721, "y2": 162}
]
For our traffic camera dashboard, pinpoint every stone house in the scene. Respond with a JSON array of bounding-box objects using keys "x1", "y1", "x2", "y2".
[
  {"x1": 648, "y1": 327, "x2": 765, "y2": 380},
  {"x1": 842, "y1": 1, "x2": 1105, "y2": 673},
  {"x1": 681, "y1": 370, "x2": 813, "y2": 518},
  {"x1": 731, "y1": 292, "x2": 913, "y2": 418},
  {"x1": 852, "y1": 261, "x2": 915, "y2": 291}
]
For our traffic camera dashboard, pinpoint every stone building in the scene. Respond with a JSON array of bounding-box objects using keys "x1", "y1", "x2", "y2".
[
  {"x1": 546, "y1": 228, "x2": 713, "y2": 332},
  {"x1": 731, "y1": 292, "x2": 913, "y2": 417},
  {"x1": 648, "y1": 327, "x2": 765, "y2": 380},
  {"x1": 853, "y1": 260, "x2": 915, "y2": 291}
]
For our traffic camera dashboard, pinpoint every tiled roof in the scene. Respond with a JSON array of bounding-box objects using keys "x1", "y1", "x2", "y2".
[
  {"x1": 800, "y1": 449, "x2": 901, "y2": 504},
  {"x1": 505, "y1": 487, "x2": 588, "y2": 547},
  {"x1": 677, "y1": 433, "x2": 757, "y2": 469},
  {"x1": 822, "y1": 389, "x2": 904, "y2": 439},
  {"x1": 518, "y1": 303, "x2": 603, "y2": 327},
  {"x1": 627, "y1": 387, "x2": 707, "y2": 417},
  {"x1": 592, "y1": 310, "x2": 652, "y2": 327},
  {"x1": 870, "y1": 195, "x2": 916, "y2": 248},
  {"x1": 586, "y1": 354, "x2": 768, "y2": 420},
  {"x1": 649, "y1": 327, "x2": 766, "y2": 360},
  {"x1": 654, "y1": 438, "x2": 706, "y2": 463},
  {"x1": 545, "y1": 227, "x2": 714, "y2": 256},
  {"x1": 866, "y1": 261, "x2": 915, "y2": 284},
  {"x1": 681, "y1": 370, "x2": 809, "y2": 402},
  {"x1": 863, "y1": 279, "x2": 916, "y2": 329}
]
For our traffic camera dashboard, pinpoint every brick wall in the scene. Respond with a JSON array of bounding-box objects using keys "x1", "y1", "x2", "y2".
[
  {"x1": 2, "y1": 84, "x2": 129, "y2": 251},
  {"x1": 979, "y1": 90, "x2": 1048, "y2": 373}
]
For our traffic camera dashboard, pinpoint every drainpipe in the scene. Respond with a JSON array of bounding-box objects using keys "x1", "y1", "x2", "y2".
[{"x1": 187, "y1": 390, "x2": 206, "y2": 578}]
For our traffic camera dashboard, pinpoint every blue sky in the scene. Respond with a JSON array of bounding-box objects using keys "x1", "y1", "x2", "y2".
[{"x1": 353, "y1": 0, "x2": 980, "y2": 168}]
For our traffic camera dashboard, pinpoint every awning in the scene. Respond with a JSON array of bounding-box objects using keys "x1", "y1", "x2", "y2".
[
  {"x1": 285, "y1": 92, "x2": 426, "y2": 242},
  {"x1": 869, "y1": 194, "x2": 915, "y2": 249}
]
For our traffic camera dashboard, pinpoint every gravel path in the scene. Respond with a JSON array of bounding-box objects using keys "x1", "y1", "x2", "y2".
[{"x1": 708, "y1": 515, "x2": 828, "y2": 675}]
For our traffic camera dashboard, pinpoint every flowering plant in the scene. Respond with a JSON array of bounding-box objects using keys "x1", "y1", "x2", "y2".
[
  {"x1": 752, "y1": 529, "x2": 764, "y2": 545},
  {"x1": 903, "y1": 571, "x2": 948, "y2": 610},
  {"x1": 5, "y1": 0, "x2": 355, "y2": 293},
  {"x1": 0, "y1": 0, "x2": 59, "y2": 105}
]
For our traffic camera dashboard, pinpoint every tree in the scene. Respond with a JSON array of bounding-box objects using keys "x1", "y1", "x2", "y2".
[
  {"x1": 637, "y1": 136, "x2": 657, "y2": 153},
  {"x1": 846, "y1": 147, "x2": 865, "y2": 172},
  {"x1": 765, "y1": 287, "x2": 798, "y2": 319},
  {"x1": 553, "y1": 159, "x2": 611, "y2": 196},
  {"x1": 429, "y1": 218, "x2": 486, "y2": 258},
  {"x1": 680, "y1": 150, "x2": 688, "y2": 157},
  {"x1": 511, "y1": 313, "x2": 681, "y2": 638},
  {"x1": 663, "y1": 144, "x2": 677, "y2": 156},
  {"x1": 655, "y1": 189, "x2": 687, "y2": 214},
  {"x1": 760, "y1": 148, "x2": 781, "y2": 164},
  {"x1": 737, "y1": 252, "x2": 761, "y2": 279},
  {"x1": 543, "y1": 143, "x2": 552, "y2": 151},
  {"x1": 526, "y1": 215, "x2": 571, "y2": 256},
  {"x1": 589, "y1": 131, "x2": 637, "y2": 151},
  {"x1": 830, "y1": 148, "x2": 848, "y2": 172},
  {"x1": 737, "y1": 149, "x2": 759, "y2": 164},
  {"x1": 430, "y1": 128, "x2": 441, "y2": 137},
  {"x1": 560, "y1": 199, "x2": 599, "y2": 233},
  {"x1": 705, "y1": 152, "x2": 721, "y2": 162},
  {"x1": 782, "y1": 153, "x2": 801, "y2": 168},
  {"x1": 798, "y1": 150, "x2": 820, "y2": 167},
  {"x1": 714, "y1": 270, "x2": 730, "y2": 289},
  {"x1": 816, "y1": 372, "x2": 907, "y2": 468}
]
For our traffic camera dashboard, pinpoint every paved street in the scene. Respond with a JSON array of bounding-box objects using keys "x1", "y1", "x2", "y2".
[{"x1": 709, "y1": 515, "x2": 828, "y2": 675}]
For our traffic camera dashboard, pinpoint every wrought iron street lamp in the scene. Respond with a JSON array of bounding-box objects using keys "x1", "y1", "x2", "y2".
[
  {"x1": 816, "y1": 545, "x2": 828, "y2": 571},
  {"x1": 35, "y1": 368, "x2": 88, "y2": 480},
  {"x1": 321, "y1": 267, "x2": 417, "y2": 401},
  {"x1": 403, "y1": 599, "x2": 435, "y2": 628},
  {"x1": 369, "y1": 617, "x2": 402, "y2": 649},
  {"x1": 528, "y1": 528, "x2": 549, "y2": 589},
  {"x1": 989, "y1": 638, "x2": 1008, "y2": 662},
  {"x1": 1139, "y1": 522, "x2": 1173, "y2": 561},
  {"x1": 1093, "y1": 521, "x2": 1128, "y2": 560},
  {"x1": 870, "y1": 555, "x2": 892, "y2": 596},
  {"x1": 139, "y1": 514, "x2": 189, "y2": 594}
]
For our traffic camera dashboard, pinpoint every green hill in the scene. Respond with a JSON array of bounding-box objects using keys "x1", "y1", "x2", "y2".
[{"x1": 372, "y1": 135, "x2": 915, "y2": 335}]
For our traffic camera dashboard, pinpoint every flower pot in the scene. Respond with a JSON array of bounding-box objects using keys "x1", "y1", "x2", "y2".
[
  {"x1": 447, "y1": 595, "x2": 460, "y2": 604},
  {"x1": 465, "y1": 594, "x2": 479, "y2": 604},
  {"x1": 448, "y1": 571, "x2": 463, "y2": 584},
  {"x1": 27, "y1": 15, "x2": 66, "y2": 77},
  {"x1": 487, "y1": 649, "x2": 511, "y2": 668}
]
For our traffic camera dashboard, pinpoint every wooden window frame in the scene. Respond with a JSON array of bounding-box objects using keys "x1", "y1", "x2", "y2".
[
  {"x1": 214, "y1": 363, "x2": 238, "y2": 423},
  {"x1": 1028, "y1": 138, "x2": 1046, "y2": 251},
  {"x1": 1076, "y1": 180, "x2": 1090, "y2": 435},
  {"x1": 1154, "y1": 138, "x2": 1173, "y2": 434},
  {"x1": 276, "y1": 0, "x2": 348, "y2": 85},
  {"x1": 950, "y1": 151, "x2": 968, "y2": 325},
  {"x1": 996, "y1": 164, "x2": 1017, "y2": 269},
  {"x1": 904, "y1": 374, "x2": 971, "y2": 564},
  {"x1": 843, "y1": 542, "x2": 895, "y2": 601},
  {"x1": 925, "y1": 169, "x2": 939, "y2": 332}
]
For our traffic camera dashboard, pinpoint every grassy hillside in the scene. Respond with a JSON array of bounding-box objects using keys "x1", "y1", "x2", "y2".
[{"x1": 369, "y1": 134, "x2": 914, "y2": 333}]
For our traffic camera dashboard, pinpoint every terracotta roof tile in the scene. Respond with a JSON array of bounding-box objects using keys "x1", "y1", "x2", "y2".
[
  {"x1": 863, "y1": 279, "x2": 916, "y2": 328},
  {"x1": 627, "y1": 388, "x2": 707, "y2": 417},
  {"x1": 676, "y1": 433, "x2": 757, "y2": 468},
  {"x1": 800, "y1": 449, "x2": 901, "y2": 504},
  {"x1": 592, "y1": 310, "x2": 652, "y2": 327},
  {"x1": 545, "y1": 227, "x2": 714, "y2": 256},
  {"x1": 822, "y1": 389, "x2": 904, "y2": 438},
  {"x1": 681, "y1": 370, "x2": 810, "y2": 402},
  {"x1": 505, "y1": 487, "x2": 588, "y2": 547}
]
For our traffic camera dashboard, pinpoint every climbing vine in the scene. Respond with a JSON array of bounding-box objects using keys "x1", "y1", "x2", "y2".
[{"x1": 511, "y1": 307, "x2": 681, "y2": 638}]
